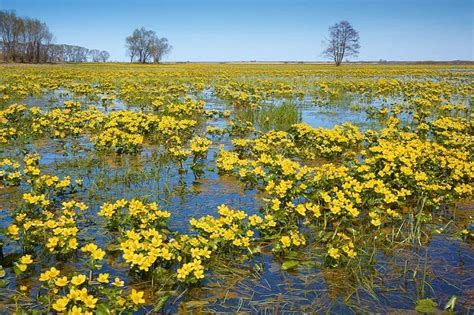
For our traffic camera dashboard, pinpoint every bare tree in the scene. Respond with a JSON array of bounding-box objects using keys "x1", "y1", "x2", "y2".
[
  {"x1": 0, "y1": 10, "x2": 23, "y2": 62},
  {"x1": 322, "y1": 20, "x2": 360, "y2": 66},
  {"x1": 48, "y1": 44, "x2": 63, "y2": 62},
  {"x1": 89, "y1": 49, "x2": 110, "y2": 62},
  {"x1": 125, "y1": 30, "x2": 139, "y2": 62},
  {"x1": 126, "y1": 27, "x2": 171, "y2": 63},
  {"x1": 0, "y1": 10, "x2": 109, "y2": 63},
  {"x1": 89, "y1": 49, "x2": 101, "y2": 62},
  {"x1": 39, "y1": 29, "x2": 53, "y2": 63},
  {"x1": 0, "y1": 11, "x2": 53, "y2": 63},
  {"x1": 125, "y1": 27, "x2": 151, "y2": 63},
  {"x1": 150, "y1": 37, "x2": 172, "y2": 63},
  {"x1": 99, "y1": 50, "x2": 110, "y2": 62}
]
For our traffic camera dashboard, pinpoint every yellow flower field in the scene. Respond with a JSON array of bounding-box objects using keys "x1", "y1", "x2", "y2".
[{"x1": 0, "y1": 63, "x2": 473, "y2": 313}]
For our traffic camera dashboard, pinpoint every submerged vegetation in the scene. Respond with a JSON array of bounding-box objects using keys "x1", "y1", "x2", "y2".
[{"x1": 0, "y1": 63, "x2": 473, "y2": 313}]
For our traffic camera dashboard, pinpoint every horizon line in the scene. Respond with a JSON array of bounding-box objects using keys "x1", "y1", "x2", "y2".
[{"x1": 7, "y1": 60, "x2": 471, "y2": 65}]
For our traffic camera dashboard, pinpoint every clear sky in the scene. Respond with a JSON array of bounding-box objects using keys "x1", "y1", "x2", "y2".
[{"x1": 1, "y1": 0, "x2": 473, "y2": 62}]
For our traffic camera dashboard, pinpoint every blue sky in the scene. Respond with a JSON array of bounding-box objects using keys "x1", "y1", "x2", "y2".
[{"x1": 1, "y1": 0, "x2": 472, "y2": 61}]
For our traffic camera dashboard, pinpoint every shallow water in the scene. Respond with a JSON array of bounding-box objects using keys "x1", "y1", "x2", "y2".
[{"x1": 1, "y1": 80, "x2": 473, "y2": 313}]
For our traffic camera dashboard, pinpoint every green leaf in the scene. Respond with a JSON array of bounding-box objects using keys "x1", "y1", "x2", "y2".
[
  {"x1": 300, "y1": 260, "x2": 321, "y2": 268},
  {"x1": 95, "y1": 303, "x2": 111, "y2": 315},
  {"x1": 281, "y1": 260, "x2": 300, "y2": 271},
  {"x1": 153, "y1": 294, "x2": 169, "y2": 312},
  {"x1": 286, "y1": 251, "x2": 298, "y2": 258},
  {"x1": 13, "y1": 264, "x2": 21, "y2": 276},
  {"x1": 415, "y1": 298, "x2": 439, "y2": 313}
]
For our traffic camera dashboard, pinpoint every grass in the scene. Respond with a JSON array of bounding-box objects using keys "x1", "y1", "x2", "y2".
[{"x1": 235, "y1": 102, "x2": 301, "y2": 132}]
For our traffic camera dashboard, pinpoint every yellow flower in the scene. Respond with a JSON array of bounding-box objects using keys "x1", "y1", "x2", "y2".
[
  {"x1": 19, "y1": 255, "x2": 33, "y2": 265},
  {"x1": 177, "y1": 267, "x2": 189, "y2": 280},
  {"x1": 271, "y1": 198, "x2": 280, "y2": 211},
  {"x1": 306, "y1": 203, "x2": 321, "y2": 217},
  {"x1": 97, "y1": 273, "x2": 109, "y2": 283},
  {"x1": 55, "y1": 276, "x2": 68, "y2": 287},
  {"x1": 68, "y1": 238, "x2": 78, "y2": 249},
  {"x1": 328, "y1": 247, "x2": 340, "y2": 260},
  {"x1": 39, "y1": 267, "x2": 60, "y2": 282},
  {"x1": 17, "y1": 264, "x2": 27, "y2": 272},
  {"x1": 112, "y1": 277, "x2": 124, "y2": 287},
  {"x1": 91, "y1": 249, "x2": 105, "y2": 260},
  {"x1": 83, "y1": 294, "x2": 98, "y2": 309},
  {"x1": 130, "y1": 289, "x2": 146, "y2": 305},
  {"x1": 280, "y1": 236, "x2": 291, "y2": 248},
  {"x1": 346, "y1": 249, "x2": 357, "y2": 258},
  {"x1": 7, "y1": 224, "x2": 20, "y2": 240},
  {"x1": 67, "y1": 288, "x2": 82, "y2": 300},
  {"x1": 117, "y1": 296, "x2": 126, "y2": 307},
  {"x1": 71, "y1": 274, "x2": 87, "y2": 286},
  {"x1": 191, "y1": 247, "x2": 201, "y2": 258},
  {"x1": 371, "y1": 218, "x2": 381, "y2": 227},
  {"x1": 295, "y1": 204, "x2": 306, "y2": 216},
  {"x1": 68, "y1": 305, "x2": 85, "y2": 315},
  {"x1": 194, "y1": 268, "x2": 205, "y2": 279},
  {"x1": 46, "y1": 237, "x2": 59, "y2": 250},
  {"x1": 52, "y1": 296, "x2": 69, "y2": 312}
]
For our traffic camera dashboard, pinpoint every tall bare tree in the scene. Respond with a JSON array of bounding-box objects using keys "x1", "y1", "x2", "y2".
[
  {"x1": 0, "y1": 10, "x2": 23, "y2": 62},
  {"x1": 88, "y1": 49, "x2": 101, "y2": 62},
  {"x1": 125, "y1": 27, "x2": 171, "y2": 63},
  {"x1": 150, "y1": 37, "x2": 172, "y2": 63},
  {"x1": 0, "y1": 10, "x2": 109, "y2": 63},
  {"x1": 99, "y1": 50, "x2": 110, "y2": 62},
  {"x1": 322, "y1": 20, "x2": 360, "y2": 66}
]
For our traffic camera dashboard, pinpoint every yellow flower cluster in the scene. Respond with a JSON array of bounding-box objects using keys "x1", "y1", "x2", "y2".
[
  {"x1": 290, "y1": 122, "x2": 362, "y2": 158},
  {"x1": 279, "y1": 231, "x2": 306, "y2": 249},
  {"x1": 1, "y1": 63, "x2": 473, "y2": 314},
  {"x1": 190, "y1": 136, "x2": 212, "y2": 155},
  {"x1": 190, "y1": 204, "x2": 257, "y2": 248},
  {"x1": 38, "y1": 264, "x2": 145, "y2": 313},
  {"x1": 98, "y1": 198, "x2": 170, "y2": 230},
  {"x1": 120, "y1": 228, "x2": 176, "y2": 272},
  {"x1": 177, "y1": 259, "x2": 205, "y2": 281},
  {"x1": 9, "y1": 198, "x2": 86, "y2": 255},
  {"x1": 0, "y1": 157, "x2": 21, "y2": 185}
]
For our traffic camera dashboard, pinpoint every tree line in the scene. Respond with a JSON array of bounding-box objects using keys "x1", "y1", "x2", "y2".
[
  {"x1": 123, "y1": 21, "x2": 359, "y2": 65},
  {"x1": 0, "y1": 10, "x2": 110, "y2": 63},
  {"x1": 2, "y1": 9, "x2": 360, "y2": 66},
  {"x1": 48, "y1": 45, "x2": 110, "y2": 63}
]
